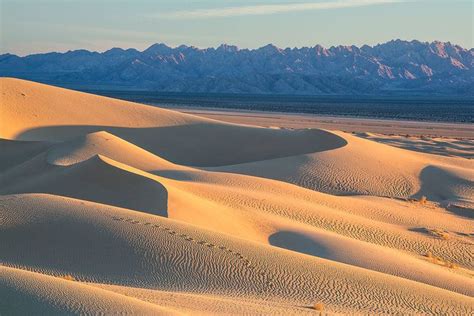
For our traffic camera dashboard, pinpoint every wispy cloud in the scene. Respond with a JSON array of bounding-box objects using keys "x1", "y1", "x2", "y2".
[{"x1": 157, "y1": 0, "x2": 405, "y2": 19}]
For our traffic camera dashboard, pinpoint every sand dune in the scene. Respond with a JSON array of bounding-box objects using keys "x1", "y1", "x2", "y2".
[
  {"x1": 1, "y1": 78, "x2": 473, "y2": 314},
  {"x1": 2, "y1": 194, "x2": 473, "y2": 314},
  {"x1": 0, "y1": 266, "x2": 179, "y2": 315},
  {"x1": 3, "y1": 154, "x2": 169, "y2": 216},
  {"x1": 213, "y1": 131, "x2": 474, "y2": 206},
  {"x1": 1, "y1": 78, "x2": 346, "y2": 166}
]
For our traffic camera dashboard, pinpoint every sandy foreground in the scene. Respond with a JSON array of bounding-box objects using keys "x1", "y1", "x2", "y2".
[{"x1": 1, "y1": 78, "x2": 473, "y2": 315}]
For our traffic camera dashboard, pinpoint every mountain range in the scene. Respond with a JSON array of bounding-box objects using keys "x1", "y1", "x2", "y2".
[{"x1": 1, "y1": 40, "x2": 472, "y2": 96}]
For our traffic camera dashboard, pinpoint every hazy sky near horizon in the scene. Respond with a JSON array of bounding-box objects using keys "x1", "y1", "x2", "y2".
[{"x1": 1, "y1": 0, "x2": 472, "y2": 56}]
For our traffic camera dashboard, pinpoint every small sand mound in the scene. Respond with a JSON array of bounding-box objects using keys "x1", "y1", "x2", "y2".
[{"x1": 46, "y1": 130, "x2": 179, "y2": 172}]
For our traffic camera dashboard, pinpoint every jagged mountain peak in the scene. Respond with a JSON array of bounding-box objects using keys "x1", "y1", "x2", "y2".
[
  {"x1": 1, "y1": 40, "x2": 472, "y2": 96},
  {"x1": 217, "y1": 44, "x2": 239, "y2": 52},
  {"x1": 143, "y1": 43, "x2": 173, "y2": 55}
]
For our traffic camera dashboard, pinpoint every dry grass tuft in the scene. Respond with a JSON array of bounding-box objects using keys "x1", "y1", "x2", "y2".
[
  {"x1": 447, "y1": 262, "x2": 458, "y2": 269},
  {"x1": 418, "y1": 196, "x2": 427, "y2": 205},
  {"x1": 429, "y1": 229, "x2": 450, "y2": 240},
  {"x1": 425, "y1": 252, "x2": 458, "y2": 269},
  {"x1": 60, "y1": 274, "x2": 76, "y2": 281}
]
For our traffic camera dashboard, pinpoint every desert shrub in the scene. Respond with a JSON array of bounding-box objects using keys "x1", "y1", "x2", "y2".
[
  {"x1": 446, "y1": 262, "x2": 458, "y2": 269},
  {"x1": 313, "y1": 302, "x2": 325, "y2": 311},
  {"x1": 60, "y1": 274, "x2": 76, "y2": 281},
  {"x1": 419, "y1": 196, "x2": 427, "y2": 205},
  {"x1": 425, "y1": 252, "x2": 458, "y2": 269},
  {"x1": 429, "y1": 229, "x2": 450, "y2": 240}
]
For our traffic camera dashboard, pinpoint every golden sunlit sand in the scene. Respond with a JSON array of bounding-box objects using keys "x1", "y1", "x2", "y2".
[{"x1": 1, "y1": 78, "x2": 473, "y2": 314}]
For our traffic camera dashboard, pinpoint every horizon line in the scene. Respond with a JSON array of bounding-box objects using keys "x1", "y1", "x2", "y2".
[{"x1": 2, "y1": 39, "x2": 472, "y2": 58}]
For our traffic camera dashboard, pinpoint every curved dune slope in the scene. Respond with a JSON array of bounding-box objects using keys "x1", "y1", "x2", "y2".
[
  {"x1": 1, "y1": 78, "x2": 473, "y2": 314},
  {"x1": 46, "y1": 131, "x2": 179, "y2": 170},
  {"x1": 0, "y1": 78, "x2": 201, "y2": 138},
  {"x1": 0, "y1": 266, "x2": 178, "y2": 315},
  {"x1": 213, "y1": 131, "x2": 474, "y2": 204}
]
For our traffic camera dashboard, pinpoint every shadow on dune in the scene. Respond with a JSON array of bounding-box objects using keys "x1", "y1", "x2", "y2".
[
  {"x1": 0, "y1": 139, "x2": 53, "y2": 172},
  {"x1": 0, "y1": 155, "x2": 169, "y2": 218},
  {"x1": 152, "y1": 170, "x2": 200, "y2": 181},
  {"x1": 17, "y1": 123, "x2": 348, "y2": 167},
  {"x1": 407, "y1": 227, "x2": 439, "y2": 236},
  {"x1": 445, "y1": 205, "x2": 473, "y2": 219},
  {"x1": 268, "y1": 231, "x2": 330, "y2": 258},
  {"x1": 415, "y1": 165, "x2": 473, "y2": 218}
]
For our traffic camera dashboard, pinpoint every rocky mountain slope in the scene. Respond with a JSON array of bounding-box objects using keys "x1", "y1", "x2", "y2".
[{"x1": 1, "y1": 40, "x2": 472, "y2": 95}]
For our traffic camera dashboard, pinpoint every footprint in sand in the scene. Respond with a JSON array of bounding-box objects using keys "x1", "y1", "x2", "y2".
[{"x1": 110, "y1": 215, "x2": 275, "y2": 292}]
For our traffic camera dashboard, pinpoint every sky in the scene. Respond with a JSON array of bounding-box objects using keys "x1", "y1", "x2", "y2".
[{"x1": 0, "y1": 0, "x2": 472, "y2": 56}]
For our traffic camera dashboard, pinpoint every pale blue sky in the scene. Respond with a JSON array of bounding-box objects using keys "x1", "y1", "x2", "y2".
[{"x1": 1, "y1": 0, "x2": 472, "y2": 56}]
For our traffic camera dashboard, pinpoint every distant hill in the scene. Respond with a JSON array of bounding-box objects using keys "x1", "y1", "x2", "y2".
[{"x1": 1, "y1": 40, "x2": 472, "y2": 96}]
